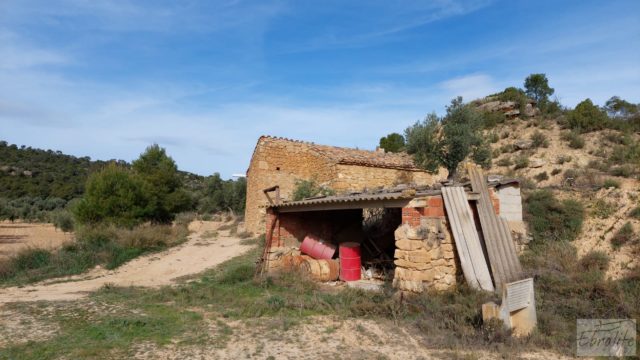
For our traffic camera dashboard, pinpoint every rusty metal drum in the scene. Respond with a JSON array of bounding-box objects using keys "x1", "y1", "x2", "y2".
[{"x1": 339, "y1": 242, "x2": 361, "y2": 281}]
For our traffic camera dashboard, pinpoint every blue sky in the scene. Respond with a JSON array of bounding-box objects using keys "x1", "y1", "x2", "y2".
[{"x1": 1, "y1": 0, "x2": 639, "y2": 177}]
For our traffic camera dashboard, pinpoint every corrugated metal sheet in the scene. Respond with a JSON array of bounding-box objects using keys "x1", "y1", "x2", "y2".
[
  {"x1": 267, "y1": 190, "x2": 442, "y2": 209},
  {"x1": 442, "y1": 187, "x2": 494, "y2": 292},
  {"x1": 467, "y1": 164, "x2": 523, "y2": 292}
]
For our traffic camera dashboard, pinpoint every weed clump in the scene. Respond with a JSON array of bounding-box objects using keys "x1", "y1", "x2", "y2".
[
  {"x1": 524, "y1": 189, "x2": 584, "y2": 242},
  {"x1": 611, "y1": 222, "x2": 635, "y2": 249}
]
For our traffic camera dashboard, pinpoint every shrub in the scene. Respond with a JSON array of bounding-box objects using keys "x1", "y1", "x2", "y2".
[
  {"x1": 556, "y1": 155, "x2": 572, "y2": 164},
  {"x1": 611, "y1": 222, "x2": 635, "y2": 249},
  {"x1": 481, "y1": 111, "x2": 507, "y2": 129},
  {"x1": 566, "y1": 99, "x2": 609, "y2": 133},
  {"x1": 524, "y1": 190, "x2": 585, "y2": 242},
  {"x1": 488, "y1": 132, "x2": 500, "y2": 143},
  {"x1": 586, "y1": 160, "x2": 610, "y2": 173},
  {"x1": 602, "y1": 178, "x2": 621, "y2": 189},
  {"x1": 610, "y1": 142, "x2": 640, "y2": 166},
  {"x1": 530, "y1": 131, "x2": 549, "y2": 148},
  {"x1": 500, "y1": 144, "x2": 517, "y2": 154},
  {"x1": 592, "y1": 199, "x2": 616, "y2": 219},
  {"x1": 51, "y1": 210, "x2": 74, "y2": 232},
  {"x1": 609, "y1": 165, "x2": 634, "y2": 178},
  {"x1": 578, "y1": 251, "x2": 610, "y2": 273},
  {"x1": 496, "y1": 157, "x2": 512, "y2": 167},
  {"x1": 534, "y1": 171, "x2": 549, "y2": 182},
  {"x1": 73, "y1": 164, "x2": 148, "y2": 227},
  {"x1": 379, "y1": 133, "x2": 405, "y2": 153},
  {"x1": 513, "y1": 155, "x2": 529, "y2": 170},
  {"x1": 292, "y1": 179, "x2": 335, "y2": 201},
  {"x1": 551, "y1": 168, "x2": 562, "y2": 176},
  {"x1": 630, "y1": 206, "x2": 640, "y2": 219},
  {"x1": 561, "y1": 131, "x2": 585, "y2": 149}
]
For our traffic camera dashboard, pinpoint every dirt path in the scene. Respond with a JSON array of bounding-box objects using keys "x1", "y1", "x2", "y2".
[{"x1": 0, "y1": 220, "x2": 253, "y2": 304}]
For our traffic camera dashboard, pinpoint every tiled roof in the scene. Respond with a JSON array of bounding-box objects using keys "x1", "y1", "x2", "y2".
[{"x1": 259, "y1": 136, "x2": 421, "y2": 170}]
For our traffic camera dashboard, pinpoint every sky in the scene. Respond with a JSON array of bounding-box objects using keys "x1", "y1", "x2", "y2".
[{"x1": 1, "y1": 0, "x2": 639, "y2": 177}]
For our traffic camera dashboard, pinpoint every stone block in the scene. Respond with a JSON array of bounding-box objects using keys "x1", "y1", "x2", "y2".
[
  {"x1": 407, "y1": 227, "x2": 427, "y2": 240},
  {"x1": 396, "y1": 239, "x2": 424, "y2": 251},
  {"x1": 394, "y1": 259, "x2": 431, "y2": 270}
]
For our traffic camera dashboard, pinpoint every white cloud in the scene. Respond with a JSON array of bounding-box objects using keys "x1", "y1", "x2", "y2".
[{"x1": 440, "y1": 73, "x2": 499, "y2": 102}]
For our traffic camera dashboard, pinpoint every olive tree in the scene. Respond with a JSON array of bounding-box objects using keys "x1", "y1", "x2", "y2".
[{"x1": 405, "y1": 97, "x2": 490, "y2": 179}]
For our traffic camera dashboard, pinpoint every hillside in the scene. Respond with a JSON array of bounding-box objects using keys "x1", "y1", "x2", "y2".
[
  {"x1": 481, "y1": 108, "x2": 640, "y2": 280},
  {"x1": 0, "y1": 141, "x2": 246, "y2": 220}
]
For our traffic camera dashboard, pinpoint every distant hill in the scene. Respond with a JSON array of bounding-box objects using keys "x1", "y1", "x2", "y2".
[
  {"x1": 0, "y1": 141, "x2": 109, "y2": 200},
  {"x1": 0, "y1": 140, "x2": 214, "y2": 201}
]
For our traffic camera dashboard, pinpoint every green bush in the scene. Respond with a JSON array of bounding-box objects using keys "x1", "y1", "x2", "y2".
[
  {"x1": 530, "y1": 131, "x2": 549, "y2": 148},
  {"x1": 534, "y1": 172, "x2": 549, "y2": 182},
  {"x1": 292, "y1": 179, "x2": 335, "y2": 201},
  {"x1": 556, "y1": 155, "x2": 572, "y2": 164},
  {"x1": 51, "y1": 210, "x2": 74, "y2": 232},
  {"x1": 379, "y1": 133, "x2": 405, "y2": 153},
  {"x1": 73, "y1": 164, "x2": 148, "y2": 227},
  {"x1": 561, "y1": 131, "x2": 585, "y2": 149},
  {"x1": 630, "y1": 206, "x2": 640, "y2": 219},
  {"x1": 551, "y1": 168, "x2": 562, "y2": 176},
  {"x1": 609, "y1": 165, "x2": 634, "y2": 178},
  {"x1": 524, "y1": 190, "x2": 585, "y2": 242},
  {"x1": 602, "y1": 178, "x2": 621, "y2": 189},
  {"x1": 611, "y1": 222, "x2": 635, "y2": 249},
  {"x1": 566, "y1": 99, "x2": 609, "y2": 133},
  {"x1": 496, "y1": 157, "x2": 513, "y2": 167},
  {"x1": 578, "y1": 251, "x2": 609, "y2": 273},
  {"x1": 513, "y1": 155, "x2": 529, "y2": 170},
  {"x1": 592, "y1": 199, "x2": 616, "y2": 219}
]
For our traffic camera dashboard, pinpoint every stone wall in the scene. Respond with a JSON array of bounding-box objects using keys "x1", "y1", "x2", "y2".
[
  {"x1": 393, "y1": 196, "x2": 459, "y2": 292},
  {"x1": 392, "y1": 192, "x2": 501, "y2": 292},
  {"x1": 333, "y1": 164, "x2": 434, "y2": 192},
  {"x1": 245, "y1": 138, "x2": 336, "y2": 234},
  {"x1": 245, "y1": 137, "x2": 434, "y2": 234}
]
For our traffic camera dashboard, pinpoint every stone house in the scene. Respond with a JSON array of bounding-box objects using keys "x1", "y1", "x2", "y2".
[{"x1": 244, "y1": 136, "x2": 436, "y2": 234}]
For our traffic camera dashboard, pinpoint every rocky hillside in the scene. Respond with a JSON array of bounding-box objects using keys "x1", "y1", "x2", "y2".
[{"x1": 482, "y1": 109, "x2": 639, "y2": 280}]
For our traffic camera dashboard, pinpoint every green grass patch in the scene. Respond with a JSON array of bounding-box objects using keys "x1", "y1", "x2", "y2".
[
  {"x1": 0, "y1": 223, "x2": 189, "y2": 286},
  {"x1": 524, "y1": 189, "x2": 585, "y2": 242}
]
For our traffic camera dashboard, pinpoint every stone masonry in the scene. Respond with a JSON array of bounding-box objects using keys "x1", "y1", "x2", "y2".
[
  {"x1": 245, "y1": 136, "x2": 434, "y2": 234},
  {"x1": 393, "y1": 193, "x2": 500, "y2": 292}
]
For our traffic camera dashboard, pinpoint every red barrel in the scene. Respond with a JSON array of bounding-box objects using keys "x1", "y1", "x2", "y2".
[
  {"x1": 339, "y1": 242, "x2": 361, "y2": 281},
  {"x1": 300, "y1": 234, "x2": 336, "y2": 260}
]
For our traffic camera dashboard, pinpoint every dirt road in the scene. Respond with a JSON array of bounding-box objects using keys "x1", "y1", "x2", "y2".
[{"x1": 0, "y1": 221, "x2": 253, "y2": 303}]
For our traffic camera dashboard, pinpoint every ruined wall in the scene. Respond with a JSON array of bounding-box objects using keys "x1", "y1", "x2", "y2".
[
  {"x1": 393, "y1": 192, "x2": 501, "y2": 292},
  {"x1": 245, "y1": 138, "x2": 336, "y2": 234},
  {"x1": 333, "y1": 164, "x2": 433, "y2": 192},
  {"x1": 393, "y1": 196, "x2": 459, "y2": 292}
]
